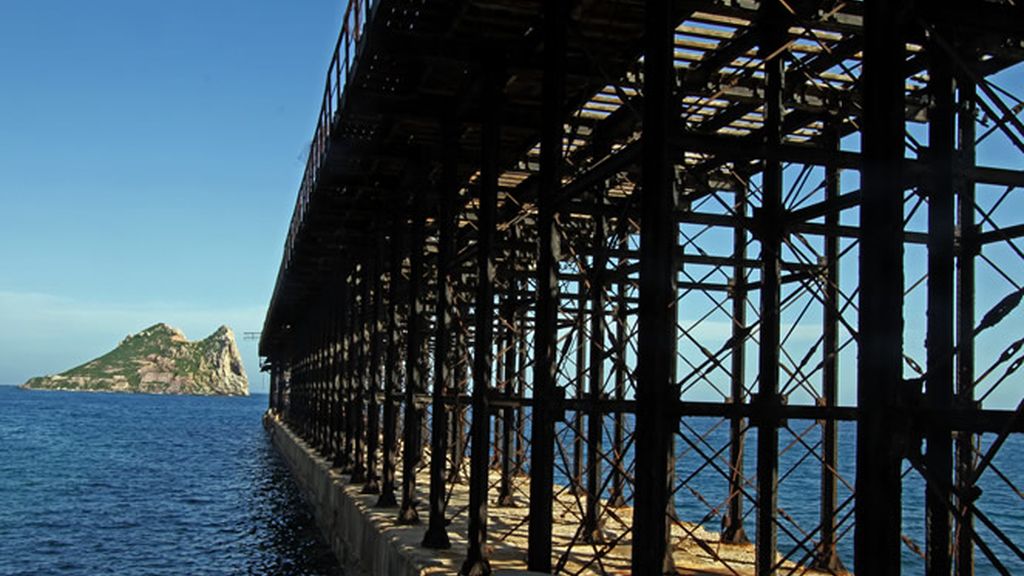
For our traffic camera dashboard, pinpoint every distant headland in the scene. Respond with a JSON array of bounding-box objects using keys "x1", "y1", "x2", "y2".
[{"x1": 21, "y1": 323, "x2": 249, "y2": 396}]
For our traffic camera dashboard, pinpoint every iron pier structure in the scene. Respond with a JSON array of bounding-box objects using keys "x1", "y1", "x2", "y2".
[{"x1": 260, "y1": 1, "x2": 1024, "y2": 573}]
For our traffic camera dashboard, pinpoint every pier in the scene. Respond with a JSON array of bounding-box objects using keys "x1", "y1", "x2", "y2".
[{"x1": 260, "y1": 1, "x2": 1024, "y2": 573}]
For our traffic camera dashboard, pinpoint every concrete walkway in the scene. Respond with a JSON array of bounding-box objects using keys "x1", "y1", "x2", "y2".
[{"x1": 265, "y1": 413, "x2": 842, "y2": 575}]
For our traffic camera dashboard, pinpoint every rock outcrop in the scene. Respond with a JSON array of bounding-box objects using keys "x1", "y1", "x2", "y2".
[{"x1": 21, "y1": 323, "x2": 249, "y2": 396}]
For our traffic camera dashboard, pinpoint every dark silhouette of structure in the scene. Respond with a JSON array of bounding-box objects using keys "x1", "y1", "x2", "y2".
[{"x1": 261, "y1": 1, "x2": 1024, "y2": 573}]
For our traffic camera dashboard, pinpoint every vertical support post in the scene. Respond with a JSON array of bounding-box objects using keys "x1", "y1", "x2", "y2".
[
  {"x1": 317, "y1": 321, "x2": 325, "y2": 451},
  {"x1": 497, "y1": 283, "x2": 516, "y2": 507},
  {"x1": 269, "y1": 365, "x2": 277, "y2": 412},
  {"x1": 633, "y1": 0, "x2": 678, "y2": 572},
  {"x1": 493, "y1": 293, "x2": 507, "y2": 471},
  {"x1": 527, "y1": 1, "x2": 565, "y2": 570},
  {"x1": 351, "y1": 265, "x2": 368, "y2": 484},
  {"x1": 722, "y1": 180, "x2": 749, "y2": 544},
  {"x1": 572, "y1": 282, "x2": 586, "y2": 494},
  {"x1": 321, "y1": 318, "x2": 329, "y2": 452},
  {"x1": 815, "y1": 129, "x2": 844, "y2": 571},
  {"x1": 515, "y1": 294, "x2": 527, "y2": 475},
  {"x1": 377, "y1": 221, "x2": 402, "y2": 508},
  {"x1": 311, "y1": 328, "x2": 319, "y2": 448},
  {"x1": 608, "y1": 232, "x2": 628, "y2": 509},
  {"x1": 328, "y1": 314, "x2": 336, "y2": 455},
  {"x1": 461, "y1": 45, "x2": 502, "y2": 576},
  {"x1": 328, "y1": 291, "x2": 339, "y2": 460},
  {"x1": 344, "y1": 272, "x2": 358, "y2": 472},
  {"x1": 364, "y1": 238, "x2": 383, "y2": 494},
  {"x1": 584, "y1": 213, "x2": 607, "y2": 543},
  {"x1": 926, "y1": 20, "x2": 956, "y2": 575},
  {"x1": 755, "y1": 7, "x2": 786, "y2": 572},
  {"x1": 313, "y1": 322, "x2": 321, "y2": 450},
  {"x1": 955, "y1": 78, "x2": 977, "y2": 576},
  {"x1": 423, "y1": 118, "x2": 458, "y2": 549},
  {"x1": 399, "y1": 180, "x2": 427, "y2": 525},
  {"x1": 451, "y1": 294, "x2": 469, "y2": 483},
  {"x1": 857, "y1": 1, "x2": 906, "y2": 573},
  {"x1": 334, "y1": 278, "x2": 351, "y2": 469},
  {"x1": 328, "y1": 298, "x2": 336, "y2": 455},
  {"x1": 316, "y1": 307, "x2": 324, "y2": 450}
]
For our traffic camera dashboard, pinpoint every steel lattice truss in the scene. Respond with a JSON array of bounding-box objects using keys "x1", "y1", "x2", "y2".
[{"x1": 261, "y1": 1, "x2": 1024, "y2": 574}]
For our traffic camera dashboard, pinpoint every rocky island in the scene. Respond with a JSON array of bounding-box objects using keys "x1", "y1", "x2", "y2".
[{"x1": 21, "y1": 323, "x2": 249, "y2": 396}]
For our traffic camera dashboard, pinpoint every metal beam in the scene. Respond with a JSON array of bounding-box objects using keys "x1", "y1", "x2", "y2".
[
  {"x1": 526, "y1": 1, "x2": 566, "y2": 570},
  {"x1": 632, "y1": 0, "x2": 677, "y2": 572},
  {"x1": 461, "y1": 45, "x2": 502, "y2": 576},
  {"x1": 856, "y1": 2, "x2": 907, "y2": 573}
]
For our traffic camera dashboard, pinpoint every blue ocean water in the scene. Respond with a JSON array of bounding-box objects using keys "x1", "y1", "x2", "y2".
[
  {"x1": 0, "y1": 386, "x2": 341, "y2": 576},
  {"x1": 2, "y1": 386, "x2": 1018, "y2": 574}
]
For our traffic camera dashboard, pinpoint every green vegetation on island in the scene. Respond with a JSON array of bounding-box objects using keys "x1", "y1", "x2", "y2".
[{"x1": 21, "y1": 323, "x2": 249, "y2": 396}]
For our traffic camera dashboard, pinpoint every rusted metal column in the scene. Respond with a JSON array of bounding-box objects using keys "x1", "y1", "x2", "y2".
[
  {"x1": 584, "y1": 213, "x2": 607, "y2": 543},
  {"x1": 722, "y1": 181, "x2": 749, "y2": 545},
  {"x1": 461, "y1": 46, "x2": 502, "y2": 576},
  {"x1": 633, "y1": 0, "x2": 678, "y2": 572},
  {"x1": 344, "y1": 274, "x2": 358, "y2": 472},
  {"x1": 306, "y1": 349, "x2": 312, "y2": 440},
  {"x1": 317, "y1": 315, "x2": 325, "y2": 450},
  {"x1": 328, "y1": 311, "x2": 338, "y2": 455},
  {"x1": 527, "y1": 1, "x2": 565, "y2": 570},
  {"x1": 306, "y1": 345, "x2": 314, "y2": 443},
  {"x1": 313, "y1": 323, "x2": 322, "y2": 450},
  {"x1": 377, "y1": 221, "x2": 402, "y2": 508},
  {"x1": 955, "y1": 79, "x2": 977, "y2": 576},
  {"x1": 608, "y1": 233, "x2": 628, "y2": 509},
  {"x1": 310, "y1": 328, "x2": 319, "y2": 448},
  {"x1": 290, "y1": 356, "x2": 298, "y2": 429},
  {"x1": 364, "y1": 240, "x2": 383, "y2": 494},
  {"x1": 856, "y1": 1, "x2": 907, "y2": 573},
  {"x1": 333, "y1": 279, "x2": 352, "y2": 469},
  {"x1": 296, "y1": 340, "x2": 305, "y2": 436},
  {"x1": 273, "y1": 365, "x2": 280, "y2": 415},
  {"x1": 351, "y1": 266, "x2": 369, "y2": 484},
  {"x1": 926, "y1": 22, "x2": 956, "y2": 574},
  {"x1": 323, "y1": 318, "x2": 331, "y2": 453},
  {"x1": 269, "y1": 365, "x2": 277, "y2": 412},
  {"x1": 451, "y1": 294, "x2": 469, "y2": 483},
  {"x1": 423, "y1": 119, "x2": 458, "y2": 549},
  {"x1": 572, "y1": 281, "x2": 587, "y2": 494},
  {"x1": 307, "y1": 347, "x2": 314, "y2": 442},
  {"x1": 291, "y1": 357, "x2": 298, "y2": 429},
  {"x1": 492, "y1": 291, "x2": 507, "y2": 471},
  {"x1": 326, "y1": 294, "x2": 338, "y2": 460},
  {"x1": 514, "y1": 294, "x2": 527, "y2": 476},
  {"x1": 295, "y1": 355, "x2": 302, "y2": 432},
  {"x1": 497, "y1": 284, "x2": 516, "y2": 507},
  {"x1": 292, "y1": 354, "x2": 299, "y2": 426},
  {"x1": 399, "y1": 184, "x2": 428, "y2": 525},
  {"x1": 330, "y1": 308, "x2": 339, "y2": 455},
  {"x1": 814, "y1": 130, "x2": 844, "y2": 571},
  {"x1": 283, "y1": 365, "x2": 290, "y2": 417},
  {"x1": 755, "y1": 8, "x2": 785, "y2": 571}
]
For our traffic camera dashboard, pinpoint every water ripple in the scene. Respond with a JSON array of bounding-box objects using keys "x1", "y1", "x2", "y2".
[{"x1": 0, "y1": 387, "x2": 342, "y2": 576}]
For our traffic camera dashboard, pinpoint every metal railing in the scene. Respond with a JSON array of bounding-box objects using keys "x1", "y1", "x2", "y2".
[{"x1": 283, "y1": 0, "x2": 375, "y2": 270}]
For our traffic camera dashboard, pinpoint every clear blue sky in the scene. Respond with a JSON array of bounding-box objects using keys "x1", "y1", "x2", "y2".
[{"x1": 0, "y1": 1, "x2": 344, "y2": 392}]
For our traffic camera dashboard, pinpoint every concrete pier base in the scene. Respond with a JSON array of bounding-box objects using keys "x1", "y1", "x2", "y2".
[
  {"x1": 266, "y1": 412, "x2": 842, "y2": 575},
  {"x1": 265, "y1": 413, "x2": 466, "y2": 576}
]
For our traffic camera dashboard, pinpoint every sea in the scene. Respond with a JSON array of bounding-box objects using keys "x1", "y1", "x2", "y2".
[
  {"x1": 1, "y1": 385, "x2": 1020, "y2": 575},
  {"x1": 0, "y1": 386, "x2": 341, "y2": 576}
]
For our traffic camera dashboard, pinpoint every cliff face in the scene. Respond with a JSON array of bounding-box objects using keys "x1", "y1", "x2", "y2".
[{"x1": 22, "y1": 323, "x2": 249, "y2": 396}]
